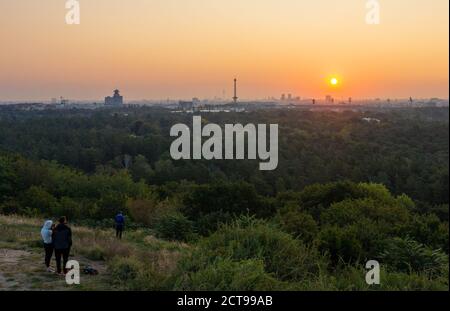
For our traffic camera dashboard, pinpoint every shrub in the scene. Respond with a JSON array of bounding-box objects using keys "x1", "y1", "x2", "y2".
[
  {"x1": 182, "y1": 216, "x2": 327, "y2": 282},
  {"x1": 379, "y1": 237, "x2": 448, "y2": 276},
  {"x1": 298, "y1": 181, "x2": 365, "y2": 218},
  {"x1": 316, "y1": 191, "x2": 415, "y2": 265},
  {"x1": 154, "y1": 212, "x2": 194, "y2": 242},
  {"x1": 298, "y1": 182, "x2": 411, "y2": 221},
  {"x1": 50, "y1": 197, "x2": 82, "y2": 220},
  {"x1": 0, "y1": 200, "x2": 23, "y2": 215},
  {"x1": 399, "y1": 214, "x2": 449, "y2": 253},
  {"x1": 192, "y1": 211, "x2": 234, "y2": 236},
  {"x1": 317, "y1": 225, "x2": 363, "y2": 264},
  {"x1": 20, "y1": 186, "x2": 58, "y2": 216},
  {"x1": 174, "y1": 258, "x2": 288, "y2": 291},
  {"x1": 307, "y1": 265, "x2": 449, "y2": 291},
  {"x1": 320, "y1": 198, "x2": 410, "y2": 230},
  {"x1": 127, "y1": 198, "x2": 174, "y2": 227},
  {"x1": 0, "y1": 156, "x2": 18, "y2": 200},
  {"x1": 109, "y1": 256, "x2": 142, "y2": 284},
  {"x1": 84, "y1": 245, "x2": 106, "y2": 261},
  {"x1": 182, "y1": 182, "x2": 275, "y2": 235},
  {"x1": 96, "y1": 192, "x2": 128, "y2": 219},
  {"x1": 108, "y1": 256, "x2": 172, "y2": 290},
  {"x1": 276, "y1": 209, "x2": 318, "y2": 243}
]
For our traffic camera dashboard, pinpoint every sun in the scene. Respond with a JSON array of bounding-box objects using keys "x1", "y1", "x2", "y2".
[{"x1": 330, "y1": 77, "x2": 339, "y2": 86}]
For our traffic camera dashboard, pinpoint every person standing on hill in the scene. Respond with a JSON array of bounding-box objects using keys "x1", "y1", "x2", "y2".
[
  {"x1": 40, "y1": 220, "x2": 55, "y2": 272},
  {"x1": 115, "y1": 212, "x2": 125, "y2": 239},
  {"x1": 53, "y1": 216, "x2": 72, "y2": 275}
]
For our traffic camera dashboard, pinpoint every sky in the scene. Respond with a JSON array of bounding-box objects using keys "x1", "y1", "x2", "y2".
[{"x1": 0, "y1": 0, "x2": 448, "y2": 101}]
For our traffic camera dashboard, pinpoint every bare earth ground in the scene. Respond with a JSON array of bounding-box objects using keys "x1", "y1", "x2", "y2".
[
  {"x1": 0, "y1": 214, "x2": 185, "y2": 291},
  {"x1": 0, "y1": 215, "x2": 113, "y2": 291},
  {"x1": 0, "y1": 248, "x2": 108, "y2": 291}
]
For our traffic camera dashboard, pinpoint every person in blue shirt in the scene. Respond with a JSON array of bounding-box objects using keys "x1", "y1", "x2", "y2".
[{"x1": 115, "y1": 212, "x2": 125, "y2": 239}]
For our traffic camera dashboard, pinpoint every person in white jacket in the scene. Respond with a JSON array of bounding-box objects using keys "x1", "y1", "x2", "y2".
[{"x1": 40, "y1": 220, "x2": 55, "y2": 272}]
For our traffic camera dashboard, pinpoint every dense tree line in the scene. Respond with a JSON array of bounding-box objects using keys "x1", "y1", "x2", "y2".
[{"x1": 0, "y1": 107, "x2": 448, "y2": 206}]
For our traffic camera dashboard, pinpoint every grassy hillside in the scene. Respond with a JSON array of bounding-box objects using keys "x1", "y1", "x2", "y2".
[
  {"x1": 1, "y1": 213, "x2": 448, "y2": 291},
  {"x1": 0, "y1": 214, "x2": 186, "y2": 291}
]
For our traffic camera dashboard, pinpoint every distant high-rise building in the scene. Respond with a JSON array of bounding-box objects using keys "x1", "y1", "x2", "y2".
[
  {"x1": 288, "y1": 94, "x2": 292, "y2": 101},
  {"x1": 281, "y1": 94, "x2": 286, "y2": 101},
  {"x1": 105, "y1": 89, "x2": 123, "y2": 106},
  {"x1": 179, "y1": 101, "x2": 194, "y2": 111},
  {"x1": 59, "y1": 96, "x2": 68, "y2": 107}
]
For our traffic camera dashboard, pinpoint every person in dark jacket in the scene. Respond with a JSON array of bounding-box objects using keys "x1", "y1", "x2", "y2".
[
  {"x1": 53, "y1": 216, "x2": 72, "y2": 275},
  {"x1": 115, "y1": 212, "x2": 125, "y2": 239}
]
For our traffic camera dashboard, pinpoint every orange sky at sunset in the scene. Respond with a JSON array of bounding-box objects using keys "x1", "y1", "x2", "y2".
[{"x1": 0, "y1": 0, "x2": 448, "y2": 101}]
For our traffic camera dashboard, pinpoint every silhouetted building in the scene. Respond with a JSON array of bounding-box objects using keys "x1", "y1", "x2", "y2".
[
  {"x1": 179, "y1": 101, "x2": 194, "y2": 111},
  {"x1": 105, "y1": 89, "x2": 123, "y2": 106}
]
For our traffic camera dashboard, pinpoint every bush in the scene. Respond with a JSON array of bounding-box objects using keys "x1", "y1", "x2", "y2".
[
  {"x1": 182, "y1": 216, "x2": 327, "y2": 282},
  {"x1": 298, "y1": 182, "x2": 411, "y2": 221},
  {"x1": 109, "y1": 256, "x2": 142, "y2": 284},
  {"x1": 84, "y1": 245, "x2": 106, "y2": 261},
  {"x1": 50, "y1": 197, "x2": 82, "y2": 220},
  {"x1": 298, "y1": 181, "x2": 366, "y2": 218},
  {"x1": 379, "y1": 268, "x2": 449, "y2": 291},
  {"x1": 379, "y1": 237, "x2": 448, "y2": 276},
  {"x1": 276, "y1": 209, "x2": 318, "y2": 243},
  {"x1": 316, "y1": 191, "x2": 415, "y2": 265},
  {"x1": 399, "y1": 214, "x2": 449, "y2": 253},
  {"x1": 317, "y1": 225, "x2": 364, "y2": 264},
  {"x1": 320, "y1": 198, "x2": 410, "y2": 230},
  {"x1": 108, "y1": 256, "x2": 171, "y2": 290},
  {"x1": 302, "y1": 265, "x2": 449, "y2": 291},
  {"x1": 154, "y1": 212, "x2": 194, "y2": 242},
  {"x1": 0, "y1": 200, "x2": 23, "y2": 215},
  {"x1": 20, "y1": 186, "x2": 58, "y2": 216},
  {"x1": 174, "y1": 258, "x2": 289, "y2": 291},
  {"x1": 127, "y1": 198, "x2": 174, "y2": 227},
  {"x1": 182, "y1": 181, "x2": 275, "y2": 235},
  {"x1": 0, "y1": 156, "x2": 18, "y2": 200}
]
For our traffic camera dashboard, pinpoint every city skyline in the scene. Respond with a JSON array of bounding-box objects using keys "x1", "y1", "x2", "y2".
[{"x1": 0, "y1": 0, "x2": 448, "y2": 101}]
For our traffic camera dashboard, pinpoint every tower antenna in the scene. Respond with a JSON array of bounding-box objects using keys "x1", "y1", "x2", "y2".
[{"x1": 232, "y1": 78, "x2": 238, "y2": 104}]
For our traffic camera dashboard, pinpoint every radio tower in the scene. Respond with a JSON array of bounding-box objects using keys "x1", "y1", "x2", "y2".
[{"x1": 232, "y1": 78, "x2": 238, "y2": 104}]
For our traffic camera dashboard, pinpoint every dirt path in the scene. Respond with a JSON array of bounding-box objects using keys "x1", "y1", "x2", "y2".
[{"x1": 0, "y1": 248, "x2": 109, "y2": 291}]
